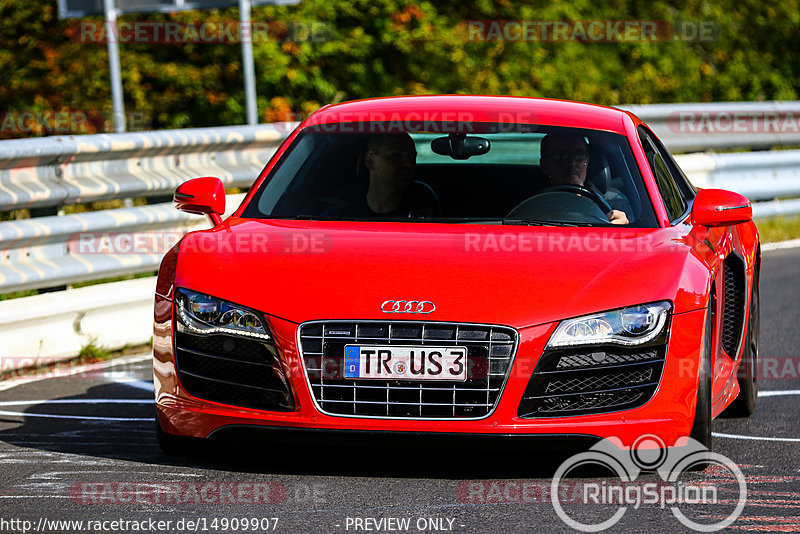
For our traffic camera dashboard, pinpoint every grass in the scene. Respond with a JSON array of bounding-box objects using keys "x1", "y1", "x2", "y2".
[
  {"x1": 71, "y1": 271, "x2": 157, "y2": 289},
  {"x1": 754, "y1": 215, "x2": 800, "y2": 243},
  {"x1": 76, "y1": 339, "x2": 113, "y2": 363},
  {"x1": 0, "y1": 289, "x2": 39, "y2": 301}
]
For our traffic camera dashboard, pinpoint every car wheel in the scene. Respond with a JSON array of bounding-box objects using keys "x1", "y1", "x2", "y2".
[
  {"x1": 725, "y1": 271, "x2": 759, "y2": 417},
  {"x1": 689, "y1": 303, "x2": 713, "y2": 451}
]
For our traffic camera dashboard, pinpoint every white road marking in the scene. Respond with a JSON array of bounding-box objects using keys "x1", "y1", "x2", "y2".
[
  {"x1": 762, "y1": 238, "x2": 800, "y2": 251},
  {"x1": 0, "y1": 410, "x2": 151, "y2": 422},
  {"x1": 713, "y1": 432, "x2": 800, "y2": 443},
  {"x1": 0, "y1": 495, "x2": 71, "y2": 499},
  {"x1": 0, "y1": 353, "x2": 152, "y2": 392},
  {"x1": 0, "y1": 398, "x2": 153, "y2": 422},
  {"x1": 29, "y1": 470, "x2": 203, "y2": 480},
  {"x1": 759, "y1": 390, "x2": 800, "y2": 396},
  {"x1": 0, "y1": 399, "x2": 152, "y2": 406},
  {"x1": 0, "y1": 441, "x2": 153, "y2": 448},
  {"x1": 108, "y1": 375, "x2": 154, "y2": 392}
]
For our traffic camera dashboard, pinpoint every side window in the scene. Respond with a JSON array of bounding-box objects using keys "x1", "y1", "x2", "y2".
[
  {"x1": 647, "y1": 129, "x2": 697, "y2": 200},
  {"x1": 638, "y1": 126, "x2": 687, "y2": 222}
]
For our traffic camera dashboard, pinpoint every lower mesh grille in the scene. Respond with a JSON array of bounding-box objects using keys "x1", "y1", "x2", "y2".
[
  {"x1": 536, "y1": 389, "x2": 646, "y2": 413},
  {"x1": 545, "y1": 367, "x2": 653, "y2": 393},
  {"x1": 518, "y1": 345, "x2": 666, "y2": 417},
  {"x1": 299, "y1": 321, "x2": 517, "y2": 418},
  {"x1": 175, "y1": 331, "x2": 294, "y2": 411}
]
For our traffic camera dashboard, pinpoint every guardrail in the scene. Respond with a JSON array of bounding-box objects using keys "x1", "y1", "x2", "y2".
[
  {"x1": 0, "y1": 194, "x2": 245, "y2": 293},
  {"x1": 618, "y1": 101, "x2": 800, "y2": 153},
  {"x1": 1, "y1": 108, "x2": 800, "y2": 295},
  {"x1": 675, "y1": 150, "x2": 800, "y2": 218},
  {"x1": 0, "y1": 123, "x2": 293, "y2": 212}
]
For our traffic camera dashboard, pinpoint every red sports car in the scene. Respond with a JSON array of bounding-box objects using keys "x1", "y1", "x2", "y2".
[{"x1": 153, "y1": 96, "x2": 760, "y2": 454}]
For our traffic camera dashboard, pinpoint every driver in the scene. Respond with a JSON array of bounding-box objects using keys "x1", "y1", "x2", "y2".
[{"x1": 540, "y1": 133, "x2": 630, "y2": 225}]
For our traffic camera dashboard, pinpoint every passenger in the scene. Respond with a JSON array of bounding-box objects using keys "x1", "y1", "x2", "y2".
[
  {"x1": 326, "y1": 133, "x2": 438, "y2": 217},
  {"x1": 539, "y1": 133, "x2": 631, "y2": 225}
]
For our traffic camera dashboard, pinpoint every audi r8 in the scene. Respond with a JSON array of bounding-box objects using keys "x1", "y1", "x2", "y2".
[{"x1": 154, "y1": 96, "x2": 760, "y2": 454}]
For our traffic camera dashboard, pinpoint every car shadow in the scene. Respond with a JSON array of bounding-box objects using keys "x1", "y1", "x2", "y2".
[{"x1": 0, "y1": 382, "x2": 607, "y2": 480}]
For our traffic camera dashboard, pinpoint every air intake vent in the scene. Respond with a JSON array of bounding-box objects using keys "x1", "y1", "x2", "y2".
[
  {"x1": 721, "y1": 255, "x2": 746, "y2": 357},
  {"x1": 518, "y1": 345, "x2": 666, "y2": 418},
  {"x1": 174, "y1": 331, "x2": 294, "y2": 412}
]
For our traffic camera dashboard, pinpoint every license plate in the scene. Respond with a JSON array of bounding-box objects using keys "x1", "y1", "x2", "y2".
[{"x1": 343, "y1": 345, "x2": 468, "y2": 381}]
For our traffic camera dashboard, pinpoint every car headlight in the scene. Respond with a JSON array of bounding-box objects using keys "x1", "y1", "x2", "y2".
[
  {"x1": 546, "y1": 301, "x2": 671, "y2": 349},
  {"x1": 174, "y1": 288, "x2": 271, "y2": 340}
]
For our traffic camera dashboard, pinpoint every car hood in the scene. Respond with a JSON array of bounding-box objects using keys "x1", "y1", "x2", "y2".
[{"x1": 174, "y1": 219, "x2": 706, "y2": 328}]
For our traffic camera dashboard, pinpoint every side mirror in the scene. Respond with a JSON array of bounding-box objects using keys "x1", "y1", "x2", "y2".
[
  {"x1": 691, "y1": 188, "x2": 752, "y2": 227},
  {"x1": 174, "y1": 177, "x2": 225, "y2": 226}
]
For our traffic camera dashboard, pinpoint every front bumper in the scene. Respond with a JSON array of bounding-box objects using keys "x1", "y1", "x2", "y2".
[{"x1": 154, "y1": 295, "x2": 706, "y2": 448}]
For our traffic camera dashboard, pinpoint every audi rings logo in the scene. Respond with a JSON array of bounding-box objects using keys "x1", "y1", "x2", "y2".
[{"x1": 380, "y1": 300, "x2": 436, "y2": 314}]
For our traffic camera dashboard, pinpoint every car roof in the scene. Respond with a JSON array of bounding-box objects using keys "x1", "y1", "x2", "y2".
[{"x1": 303, "y1": 95, "x2": 635, "y2": 134}]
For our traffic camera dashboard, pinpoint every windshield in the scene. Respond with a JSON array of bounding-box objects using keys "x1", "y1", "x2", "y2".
[{"x1": 242, "y1": 123, "x2": 657, "y2": 227}]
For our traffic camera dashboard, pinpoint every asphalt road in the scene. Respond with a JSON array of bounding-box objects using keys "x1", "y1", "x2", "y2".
[{"x1": 0, "y1": 247, "x2": 798, "y2": 534}]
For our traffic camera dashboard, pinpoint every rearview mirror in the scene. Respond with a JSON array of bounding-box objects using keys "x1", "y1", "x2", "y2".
[
  {"x1": 174, "y1": 176, "x2": 225, "y2": 226},
  {"x1": 431, "y1": 133, "x2": 490, "y2": 160},
  {"x1": 691, "y1": 188, "x2": 752, "y2": 227}
]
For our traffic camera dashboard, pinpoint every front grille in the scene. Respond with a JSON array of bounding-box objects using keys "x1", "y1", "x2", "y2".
[
  {"x1": 721, "y1": 255, "x2": 746, "y2": 357},
  {"x1": 298, "y1": 321, "x2": 517, "y2": 418},
  {"x1": 174, "y1": 331, "x2": 294, "y2": 411},
  {"x1": 518, "y1": 345, "x2": 666, "y2": 417}
]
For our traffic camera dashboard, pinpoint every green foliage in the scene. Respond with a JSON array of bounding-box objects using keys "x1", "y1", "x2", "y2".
[
  {"x1": 0, "y1": 288, "x2": 38, "y2": 301},
  {"x1": 77, "y1": 339, "x2": 112, "y2": 362},
  {"x1": 755, "y1": 215, "x2": 800, "y2": 243},
  {"x1": 0, "y1": 0, "x2": 798, "y2": 136}
]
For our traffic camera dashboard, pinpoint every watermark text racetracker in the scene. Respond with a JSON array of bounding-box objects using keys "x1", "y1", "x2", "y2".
[
  {"x1": 72, "y1": 482, "x2": 283, "y2": 505},
  {"x1": 459, "y1": 232, "x2": 665, "y2": 254},
  {"x1": 69, "y1": 231, "x2": 331, "y2": 255},
  {"x1": 308, "y1": 111, "x2": 537, "y2": 133},
  {"x1": 458, "y1": 479, "x2": 718, "y2": 508},
  {"x1": 668, "y1": 110, "x2": 800, "y2": 134},
  {"x1": 464, "y1": 20, "x2": 717, "y2": 42},
  {"x1": 69, "y1": 20, "x2": 332, "y2": 43},
  {"x1": 7, "y1": 354, "x2": 799, "y2": 383},
  {"x1": 69, "y1": 230, "x2": 668, "y2": 256},
  {"x1": 0, "y1": 110, "x2": 149, "y2": 136}
]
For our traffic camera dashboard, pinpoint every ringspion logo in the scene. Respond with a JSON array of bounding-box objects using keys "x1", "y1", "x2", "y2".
[{"x1": 550, "y1": 435, "x2": 746, "y2": 531}]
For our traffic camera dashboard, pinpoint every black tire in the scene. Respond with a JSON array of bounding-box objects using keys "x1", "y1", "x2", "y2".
[
  {"x1": 724, "y1": 269, "x2": 760, "y2": 417},
  {"x1": 155, "y1": 419, "x2": 205, "y2": 456},
  {"x1": 689, "y1": 303, "x2": 713, "y2": 451}
]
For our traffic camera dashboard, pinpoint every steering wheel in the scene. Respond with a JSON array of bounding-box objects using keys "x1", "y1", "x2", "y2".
[
  {"x1": 537, "y1": 184, "x2": 613, "y2": 219},
  {"x1": 412, "y1": 180, "x2": 443, "y2": 216}
]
